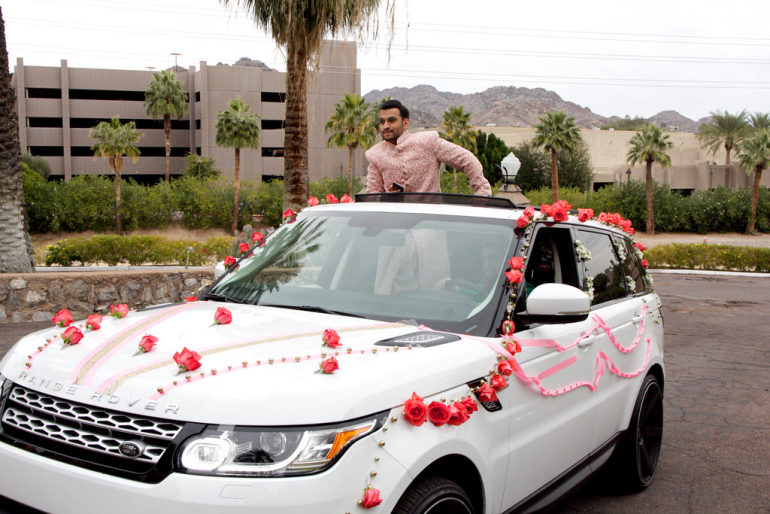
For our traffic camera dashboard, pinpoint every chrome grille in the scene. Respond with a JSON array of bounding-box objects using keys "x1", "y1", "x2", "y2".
[{"x1": 2, "y1": 386, "x2": 183, "y2": 464}]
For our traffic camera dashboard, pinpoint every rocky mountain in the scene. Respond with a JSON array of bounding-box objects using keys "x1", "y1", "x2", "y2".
[
  {"x1": 216, "y1": 57, "x2": 274, "y2": 71},
  {"x1": 365, "y1": 85, "x2": 704, "y2": 132}
]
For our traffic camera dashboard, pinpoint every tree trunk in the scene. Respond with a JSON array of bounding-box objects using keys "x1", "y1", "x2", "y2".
[
  {"x1": 0, "y1": 7, "x2": 34, "y2": 273},
  {"x1": 646, "y1": 160, "x2": 655, "y2": 235},
  {"x1": 283, "y1": 39, "x2": 309, "y2": 212},
  {"x1": 453, "y1": 169, "x2": 457, "y2": 192},
  {"x1": 164, "y1": 114, "x2": 171, "y2": 182},
  {"x1": 724, "y1": 143, "x2": 731, "y2": 188},
  {"x1": 232, "y1": 148, "x2": 241, "y2": 233},
  {"x1": 746, "y1": 166, "x2": 762, "y2": 234},
  {"x1": 347, "y1": 146, "x2": 354, "y2": 197},
  {"x1": 551, "y1": 148, "x2": 559, "y2": 203},
  {"x1": 114, "y1": 157, "x2": 122, "y2": 234}
]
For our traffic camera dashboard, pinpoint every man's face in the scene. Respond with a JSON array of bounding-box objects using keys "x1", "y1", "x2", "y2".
[{"x1": 379, "y1": 108, "x2": 409, "y2": 143}]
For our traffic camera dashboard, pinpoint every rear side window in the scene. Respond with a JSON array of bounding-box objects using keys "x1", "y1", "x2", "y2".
[
  {"x1": 576, "y1": 229, "x2": 626, "y2": 306},
  {"x1": 619, "y1": 237, "x2": 647, "y2": 294}
]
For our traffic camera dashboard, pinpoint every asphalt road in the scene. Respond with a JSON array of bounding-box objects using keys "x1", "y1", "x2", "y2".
[{"x1": 1, "y1": 273, "x2": 769, "y2": 513}]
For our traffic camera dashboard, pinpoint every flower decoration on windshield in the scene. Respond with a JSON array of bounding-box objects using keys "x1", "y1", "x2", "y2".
[
  {"x1": 340, "y1": 194, "x2": 354, "y2": 203},
  {"x1": 317, "y1": 355, "x2": 339, "y2": 374},
  {"x1": 508, "y1": 256, "x2": 524, "y2": 270},
  {"x1": 134, "y1": 334, "x2": 158, "y2": 356},
  {"x1": 62, "y1": 326, "x2": 84, "y2": 346},
  {"x1": 322, "y1": 328, "x2": 342, "y2": 348},
  {"x1": 52, "y1": 309, "x2": 73, "y2": 327},
  {"x1": 326, "y1": 194, "x2": 339, "y2": 204},
  {"x1": 307, "y1": 196, "x2": 320, "y2": 207},
  {"x1": 427, "y1": 401, "x2": 452, "y2": 427},
  {"x1": 282, "y1": 209, "x2": 296, "y2": 223},
  {"x1": 577, "y1": 208, "x2": 594, "y2": 222},
  {"x1": 359, "y1": 486, "x2": 383, "y2": 509},
  {"x1": 403, "y1": 392, "x2": 429, "y2": 426},
  {"x1": 212, "y1": 306, "x2": 232, "y2": 326},
  {"x1": 223, "y1": 255, "x2": 237, "y2": 268},
  {"x1": 109, "y1": 304, "x2": 129, "y2": 319},
  {"x1": 575, "y1": 240, "x2": 591, "y2": 262},
  {"x1": 85, "y1": 314, "x2": 102, "y2": 331},
  {"x1": 173, "y1": 347, "x2": 202, "y2": 374},
  {"x1": 239, "y1": 242, "x2": 250, "y2": 254},
  {"x1": 252, "y1": 231, "x2": 265, "y2": 244},
  {"x1": 505, "y1": 269, "x2": 523, "y2": 284}
]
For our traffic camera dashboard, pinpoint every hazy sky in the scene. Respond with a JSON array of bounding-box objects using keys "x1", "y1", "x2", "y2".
[{"x1": 5, "y1": 0, "x2": 770, "y2": 120}]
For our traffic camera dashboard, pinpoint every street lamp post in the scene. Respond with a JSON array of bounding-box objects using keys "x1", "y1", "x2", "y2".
[
  {"x1": 626, "y1": 168, "x2": 632, "y2": 185},
  {"x1": 146, "y1": 66, "x2": 155, "y2": 72},
  {"x1": 171, "y1": 53, "x2": 181, "y2": 70},
  {"x1": 197, "y1": 158, "x2": 202, "y2": 180}
]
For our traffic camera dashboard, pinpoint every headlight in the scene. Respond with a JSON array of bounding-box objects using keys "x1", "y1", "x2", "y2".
[{"x1": 178, "y1": 412, "x2": 387, "y2": 477}]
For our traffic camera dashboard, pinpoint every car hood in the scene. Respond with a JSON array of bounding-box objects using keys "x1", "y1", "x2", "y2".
[{"x1": 1, "y1": 301, "x2": 500, "y2": 426}]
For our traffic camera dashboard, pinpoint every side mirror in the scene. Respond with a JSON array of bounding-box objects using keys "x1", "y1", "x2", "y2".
[{"x1": 520, "y1": 283, "x2": 590, "y2": 324}]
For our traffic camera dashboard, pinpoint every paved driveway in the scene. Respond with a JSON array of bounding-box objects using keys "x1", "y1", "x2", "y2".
[{"x1": 1, "y1": 273, "x2": 769, "y2": 513}]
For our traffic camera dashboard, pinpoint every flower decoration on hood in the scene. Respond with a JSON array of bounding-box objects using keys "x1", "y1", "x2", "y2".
[
  {"x1": 52, "y1": 309, "x2": 73, "y2": 327},
  {"x1": 318, "y1": 355, "x2": 339, "y2": 374},
  {"x1": 340, "y1": 194, "x2": 354, "y2": 203},
  {"x1": 109, "y1": 304, "x2": 129, "y2": 319},
  {"x1": 427, "y1": 401, "x2": 452, "y2": 427},
  {"x1": 321, "y1": 328, "x2": 341, "y2": 348},
  {"x1": 448, "y1": 402, "x2": 471, "y2": 426},
  {"x1": 403, "y1": 392, "x2": 428, "y2": 427},
  {"x1": 359, "y1": 486, "x2": 383, "y2": 509},
  {"x1": 134, "y1": 334, "x2": 158, "y2": 356},
  {"x1": 85, "y1": 314, "x2": 102, "y2": 331},
  {"x1": 173, "y1": 347, "x2": 202, "y2": 374},
  {"x1": 62, "y1": 326, "x2": 84, "y2": 346},
  {"x1": 307, "y1": 196, "x2": 320, "y2": 207},
  {"x1": 212, "y1": 306, "x2": 232, "y2": 326},
  {"x1": 184, "y1": 296, "x2": 197, "y2": 302},
  {"x1": 326, "y1": 194, "x2": 339, "y2": 204}
]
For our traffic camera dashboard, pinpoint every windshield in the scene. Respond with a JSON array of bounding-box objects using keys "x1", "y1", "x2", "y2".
[{"x1": 210, "y1": 210, "x2": 518, "y2": 335}]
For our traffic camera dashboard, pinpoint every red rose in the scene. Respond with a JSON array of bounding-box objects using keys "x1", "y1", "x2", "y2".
[
  {"x1": 541, "y1": 203, "x2": 554, "y2": 217},
  {"x1": 62, "y1": 326, "x2": 84, "y2": 346},
  {"x1": 322, "y1": 328, "x2": 341, "y2": 348},
  {"x1": 552, "y1": 209, "x2": 569, "y2": 222},
  {"x1": 326, "y1": 194, "x2": 339, "y2": 204},
  {"x1": 641, "y1": 259, "x2": 648, "y2": 268},
  {"x1": 634, "y1": 242, "x2": 646, "y2": 252},
  {"x1": 497, "y1": 359, "x2": 515, "y2": 376},
  {"x1": 239, "y1": 243, "x2": 250, "y2": 254},
  {"x1": 340, "y1": 194, "x2": 353, "y2": 203},
  {"x1": 184, "y1": 296, "x2": 197, "y2": 302},
  {"x1": 109, "y1": 304, "x2": 129, "y2": 319},
  {"x1": 554, "y1": 200, "x2": 573, "y2": 211},
  {"x1": 448, "y1": 403, "x2": 470, "y2": 426},
  {"x1": 523, "y1": 206, "x2": 535, "y2": 219},
  {"x1": 361, "y1": 487, "x2": 383, "y2": 509},
  {"x1": 282, "y1": 209, "x2": 295, "y2": 219},
  {"x1": 85, "y1": 314, "x2": 102, "y2": 331},
  {"x1": 505, "y1": 269, "x2": 523, "y2": 284},
  {"x1": 508, "y1": 256, "x2": 524, "y2": 270},
  {"x1": 427, "y1": 401, "x2": 453, "y2": 427},
  {"x1": 490, "y1": 373, "x2": 508, "y2": 391},
  {"x1": 137, "y1": 334, "x2": 158, "y2": 354},
  {"x1": 577, "y1": 209, "x2": 593, "y2": 222},
  {"x1": 628, "y1": 228, "x2": 635, "y2": 235},
  {"x1": 505, "y1": 340, "x2": 522, "y2": 354},
  {"x1": 501, "y1": 320, "x2": 514, "y2": 335},
  {"x1": 460, "y1": 396, "x2": 478, "y2": 415},
  {"x1": 253, "y1": 232, "x2": 265, "y2": 243},
  {"x1": 320, "y1": 356, "x2": 339, "y2": 374},
  {"x1": 478, "y1": 383, "x2": 498, "y2": 403},
  {"x1": 516, "y1": 215, "x2": 530, "y2": 229},
  {"x1": 307, "y1": 196, "x2": 320, "y2": 207},
  {"x1": 223, "y1": 256, "x2": 237, "y2": 267},
  {"x1": 403, "y1": 392, "x2": 428, "y2": 427},
  {"x1": 52, "y1": 309, "x2": 73, "y2": 327},
  {"x1": 173, "y1": 347, "x2": 202, "y2": 373},
  {"x1": 213, "y1": 306, "x2": 232, "y2": 325}
]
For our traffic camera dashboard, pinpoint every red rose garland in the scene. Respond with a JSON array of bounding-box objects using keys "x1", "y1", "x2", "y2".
[
  {"x1": 85, "y1": 314, "x2": 102, "y2": 331},
  {"x1": 62, "y1": 326, "x2": 83, "y2": 346},
  {"x1": 427, "y1": 401, "x2": 452, "y2": 427},
  {"x1": 403, "y1": 392, "x2": 477, "y2": 428},
  {"x1": 403, "y1": 392, "x2": 429, "y2": 427},
  {"x1": 184, "y1": 296, "x2": 197, "y2": 302},
  {"x1": 307, "y1": 196, "x2": 320, "y2": 207},
  {"x1": 326, "y1": 194, "x2": 339, "y2": 204},
  {"x1": 223, "y1": 255, "x2": 237, "y2": 268},
  {"x1": 52, "y1": 309, "x2": 73, "y2": 327},
  {"x1": 239, "y1": 243, "x2": 249, "y2": 254},
  {"x1": 340, "y1": 194, "x2": 354, "y2": 203},
  {"x1": 448, "y1": 402, "x2": 470, "y2": 426}
]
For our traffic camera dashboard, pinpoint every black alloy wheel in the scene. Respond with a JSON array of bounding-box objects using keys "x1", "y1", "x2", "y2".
[{"x1": 392, "y1": 476, "x2": 475, "y2": 514}]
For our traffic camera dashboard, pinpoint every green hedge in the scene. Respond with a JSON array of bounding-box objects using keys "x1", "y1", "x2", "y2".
[
  {"x1": 44, "y1": 235, "x2": 231, "y2": 267},
  {"x1": 527, "y1": 182, "x2": 770, "y2": 233},
  {"x1": 645, "y1": 244, "x2": 770, "y2": 272}
]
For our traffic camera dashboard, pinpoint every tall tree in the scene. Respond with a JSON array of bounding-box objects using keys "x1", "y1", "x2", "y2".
[
  {"x1": 219, "y1": 0, "x2": 395, "y2": 212},
  {"x1": 89, "y1": 117, "x2": 143, "y2": 234},
  {"x1": 144, "y1": 70, "x2": 189, "y2": 182},
  {"x1": 532, "y1": 111, "x2": 583, "y2": 203},
  {"x1": 0, "y1": 7, "x2": 34, "y2": 273},
  {"x1": 215, "y1": 96, "x2": 261, "y2": 233},
  {"x1": 696, "y1": 110, "x2": 749, "y2": 188},
  {"x1": 626, "y1": 124, "x2": 673, "y2": 235},
  {"x1": 325, "y1": 92, "x2": 377, "y2": 197},
  {"x1": 737, "y1": 129, "x2": 770, "y2": 234},
  {"x1": 749, "y1": 112, "x2": 770, "y2": 131},
  {"x1": 440, "y1": 105, "x2": 477, "y2": 191},
  {"x1": 475, "y1": 131, "x2": 512, "y2": 185}
]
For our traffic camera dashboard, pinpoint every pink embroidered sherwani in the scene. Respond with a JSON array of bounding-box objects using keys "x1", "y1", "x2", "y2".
[{"x1": 365, "y1": 131, "x2": 492, "y2": 196}]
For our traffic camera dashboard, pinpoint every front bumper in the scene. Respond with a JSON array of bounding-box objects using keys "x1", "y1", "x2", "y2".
[{"x1": 0, "y1": 433, "x2": 410, "y2": 513}]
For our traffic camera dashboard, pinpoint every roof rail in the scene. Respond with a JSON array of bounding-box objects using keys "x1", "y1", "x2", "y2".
[{"x1": 355, "y1": 192, "x2": 523, "y2": 209}]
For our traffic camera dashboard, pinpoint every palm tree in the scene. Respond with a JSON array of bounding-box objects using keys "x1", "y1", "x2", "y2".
[
  {"x1": 219, "y1": 0, "x2": 395, "y2": 212},
  {"x1": 626, "y1": 124, "x2": 673, "y2": 235},
  {"x1": 749, "y1": 112, "x2": 770, "y2": 131},
  {"x1": 737, "y1": 129, "x2": 770, "y2": 233},
  {"x1": 215, "y1": 96, "x2": 261, "y2": 233},
  {"x1": 0, "y1": 6, "x2": 34, "y2": 273},
  {"x1": 696, "y1": 110, "x2": 749, "y2": 188},
  {"x1": 325, "y1": 93, "x2": 378, "y2": 196},
  {"x1": 440, "y1": 105, "x2": 477, "y2": 191},
  {"x1": 90, "y1": 117, "x2": 143, "y2": 234},
  {"x1": 144, "y1": 70, "x2": 189, "y2": 182},
  {"x1": 532, "y1": 110, "x2": 583, "y2": 202}
]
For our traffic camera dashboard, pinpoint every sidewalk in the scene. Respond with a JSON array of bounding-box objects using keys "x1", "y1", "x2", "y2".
[{"x1": 634, "y1": 231, "x2": 770, "y2": 248}]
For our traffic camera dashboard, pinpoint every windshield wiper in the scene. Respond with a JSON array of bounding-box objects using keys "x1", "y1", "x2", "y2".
[
  {"x1": 201, "y1": 293, "x2": 247, "y2": 304},
  {"x1": 259, "y1": 304, "x2": 365, "y2": 319}
]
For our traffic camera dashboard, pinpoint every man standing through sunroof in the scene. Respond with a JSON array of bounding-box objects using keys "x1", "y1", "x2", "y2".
[{"x1": 365, "y1": 100, "x2": 492, "y2": 196}]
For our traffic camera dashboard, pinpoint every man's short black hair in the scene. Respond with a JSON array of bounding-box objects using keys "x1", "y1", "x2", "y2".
[{"x1": 380, "y1": 100, "x2": 409, "y2": 120}]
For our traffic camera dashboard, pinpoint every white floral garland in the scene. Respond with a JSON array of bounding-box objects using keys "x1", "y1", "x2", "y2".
[
  {"x1": 583, "y1": 276, "x2": 595, "y2": 302},
  {"x1": 625, "y1": 275, "x2": 636, "y2": 293},
  {"x1": 614, "y1": 240, "x2": 627, "y2": 262},
  {"x1": 575, "y1": 240, "x2": 592, "y2": 262}
]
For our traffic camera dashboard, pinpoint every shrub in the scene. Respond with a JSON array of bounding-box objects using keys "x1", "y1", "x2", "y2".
[
  {"x1": 22, "y1": 152, "x2": 51, "y2": 180},
  {"x1": 309, "y1": 176, "x2": 364, "y2": 199},
  {"x1": 122, "y1": 179, "x2": 177, "y2": 230},
  {"x1": 646, "y1": 243, "x2": 770, "y2": 272}
]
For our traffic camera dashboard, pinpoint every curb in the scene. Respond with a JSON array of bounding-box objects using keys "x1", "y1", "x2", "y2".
[
  {"x1": 34, "y1": 266, "x2": 214, "y2": 272},
  {"x1": 648, "y1": 269, "x2": 770, "y2": 278}
]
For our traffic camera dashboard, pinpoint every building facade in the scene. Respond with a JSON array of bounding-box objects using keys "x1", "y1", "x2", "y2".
[{"x1": 13, "y1": 41, "x2": 366, "y2": 183}]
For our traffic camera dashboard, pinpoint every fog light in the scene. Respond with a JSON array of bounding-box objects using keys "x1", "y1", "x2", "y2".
[{"x1": 180, "y1": 437, "x2": 233, "y2": 472}]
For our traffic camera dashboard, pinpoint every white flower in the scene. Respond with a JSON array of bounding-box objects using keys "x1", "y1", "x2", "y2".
[
  {"x1": 614, "y1": 241, "x2": 627, "y2": 262},
  {"x1": 575, "y1": 240, "x2": 592, "y2": 262},
  {"x1": 626, "y1": 276, "x2": 636, "y2": 293},
  {"x1": 583, "y1": 276, "x2": 594, "y2": 302}
]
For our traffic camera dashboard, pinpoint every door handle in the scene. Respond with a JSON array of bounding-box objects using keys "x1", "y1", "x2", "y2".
[
  {"x1": 632, "y1": 315, "x2": 645, "y2": 323},
  {"x1": 577, "y1": 335, "x2": 596, "y2": 348}
]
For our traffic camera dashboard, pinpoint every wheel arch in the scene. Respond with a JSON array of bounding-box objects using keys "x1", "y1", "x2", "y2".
[
  {"x1": 408, "y1": 454, "x2": 485, "y2": 514},
  {"x1": 647, "y1": 363, "x2": 665, "y2": 394}
]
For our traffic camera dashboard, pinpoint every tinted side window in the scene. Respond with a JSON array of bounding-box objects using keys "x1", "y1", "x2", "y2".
[
  {"x1": 576, "y1": 229, "x2": 626, "y2": 306},
  {"x1": 620, "y1": 237, "x2": 647, "y2": 294}
]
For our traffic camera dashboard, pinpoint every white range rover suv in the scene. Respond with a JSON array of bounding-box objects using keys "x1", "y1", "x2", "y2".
[{"x1": 0, "y1": 194, "x2": 664, "y2": 514}]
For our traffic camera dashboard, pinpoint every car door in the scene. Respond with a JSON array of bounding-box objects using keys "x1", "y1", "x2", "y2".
[{"x1": 502, "y1": 224, "x2": 599, "y2": 507}]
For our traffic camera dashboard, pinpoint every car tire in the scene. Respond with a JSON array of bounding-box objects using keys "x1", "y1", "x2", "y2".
[
  {"x1": 392, "y1": 476, "x2": 475, "y2": 514},
  {"x1": 611, "y1": 373, "x2": 664, "y2": 492}
]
